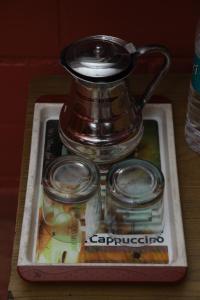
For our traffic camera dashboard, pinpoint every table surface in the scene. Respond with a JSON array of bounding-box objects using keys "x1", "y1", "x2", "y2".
[{"x1": 8, "y1": 74, "x2": 200, "y2": 300}]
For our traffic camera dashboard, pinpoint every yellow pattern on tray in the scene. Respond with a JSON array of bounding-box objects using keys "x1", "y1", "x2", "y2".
[{"x1": 36, "y1": 120, "x2": 168, "y2": 264}]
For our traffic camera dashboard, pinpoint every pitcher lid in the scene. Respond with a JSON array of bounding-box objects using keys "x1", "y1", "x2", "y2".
[{"x1": 60, "y1": 35, "x2": 136, "y2": 83}]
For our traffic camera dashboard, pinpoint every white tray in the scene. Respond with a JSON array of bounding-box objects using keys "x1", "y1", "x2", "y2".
[{"x1": 17, "y1": 103, "x2": 187, "y2": 282}]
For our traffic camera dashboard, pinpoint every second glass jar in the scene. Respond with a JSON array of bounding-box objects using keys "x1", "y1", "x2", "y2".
[{"x1": 105, "y1": 159, "x2": 165, "y2": 235}]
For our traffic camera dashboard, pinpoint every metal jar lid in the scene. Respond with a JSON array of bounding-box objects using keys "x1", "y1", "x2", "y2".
[
  {"x1": 107, "y1": 159, "x2": 164, "y2": 208},
  {"x1": 60, "y1": 35, "x2": 136, "y2": 83},
  {"x1": 42, "y1": 155, "x2": 100, "y2": 203}
]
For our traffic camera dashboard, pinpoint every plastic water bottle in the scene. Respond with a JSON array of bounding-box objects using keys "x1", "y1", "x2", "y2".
[{"x1": 185, "y1": 20, "x2": 200, "y2": 153}]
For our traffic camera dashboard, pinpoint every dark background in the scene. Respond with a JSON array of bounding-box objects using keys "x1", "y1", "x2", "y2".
[{"x1": 0, "y1": 1, "x2": 199, "y2": 298}]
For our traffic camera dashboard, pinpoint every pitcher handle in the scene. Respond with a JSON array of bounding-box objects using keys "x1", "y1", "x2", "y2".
[{"x1": 135, "y1": 45, "x2": 171, "y2": 109}]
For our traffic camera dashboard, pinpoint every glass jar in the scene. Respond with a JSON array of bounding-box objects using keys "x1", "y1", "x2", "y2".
[
  {"x1": 42, "y1": 155, "x2": 101, "y2": 243},
  {"x1": 105, "y1": 159, "x2": 165, "y2": 235}
]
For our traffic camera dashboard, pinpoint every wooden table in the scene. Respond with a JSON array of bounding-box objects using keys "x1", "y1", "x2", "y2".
[{"x1": 8, "y1": 74, "x2": 200, "y2": 299}]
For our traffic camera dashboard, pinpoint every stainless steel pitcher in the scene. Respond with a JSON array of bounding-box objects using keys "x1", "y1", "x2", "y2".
[{"x1": 59, "y1": 35, "x2": 171, "y2": 164}]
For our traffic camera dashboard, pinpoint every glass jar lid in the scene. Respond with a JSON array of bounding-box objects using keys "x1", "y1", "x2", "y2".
[
  {"x1": 60, "y1": 35, "x2": 136, "y2": 83},
  {"x1": 107, "y1": 159, "x2": 164, "y2": 207},
  {"x1": 43, "y1": 155, "x2": 100, "y2": 203}
]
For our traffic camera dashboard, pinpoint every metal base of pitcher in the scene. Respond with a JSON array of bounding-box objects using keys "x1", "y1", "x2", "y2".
[{"x1": 58, "y1": 124, "x2": 144, "y2": 165}]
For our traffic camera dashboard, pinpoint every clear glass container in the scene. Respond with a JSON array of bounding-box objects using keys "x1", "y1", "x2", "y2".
[
  {"x1": 105, "y1": 159, "x2": 165, "y2": 235},
  {"x1": 42, "y1": 155, "x2": 101, "y2": 243}
]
